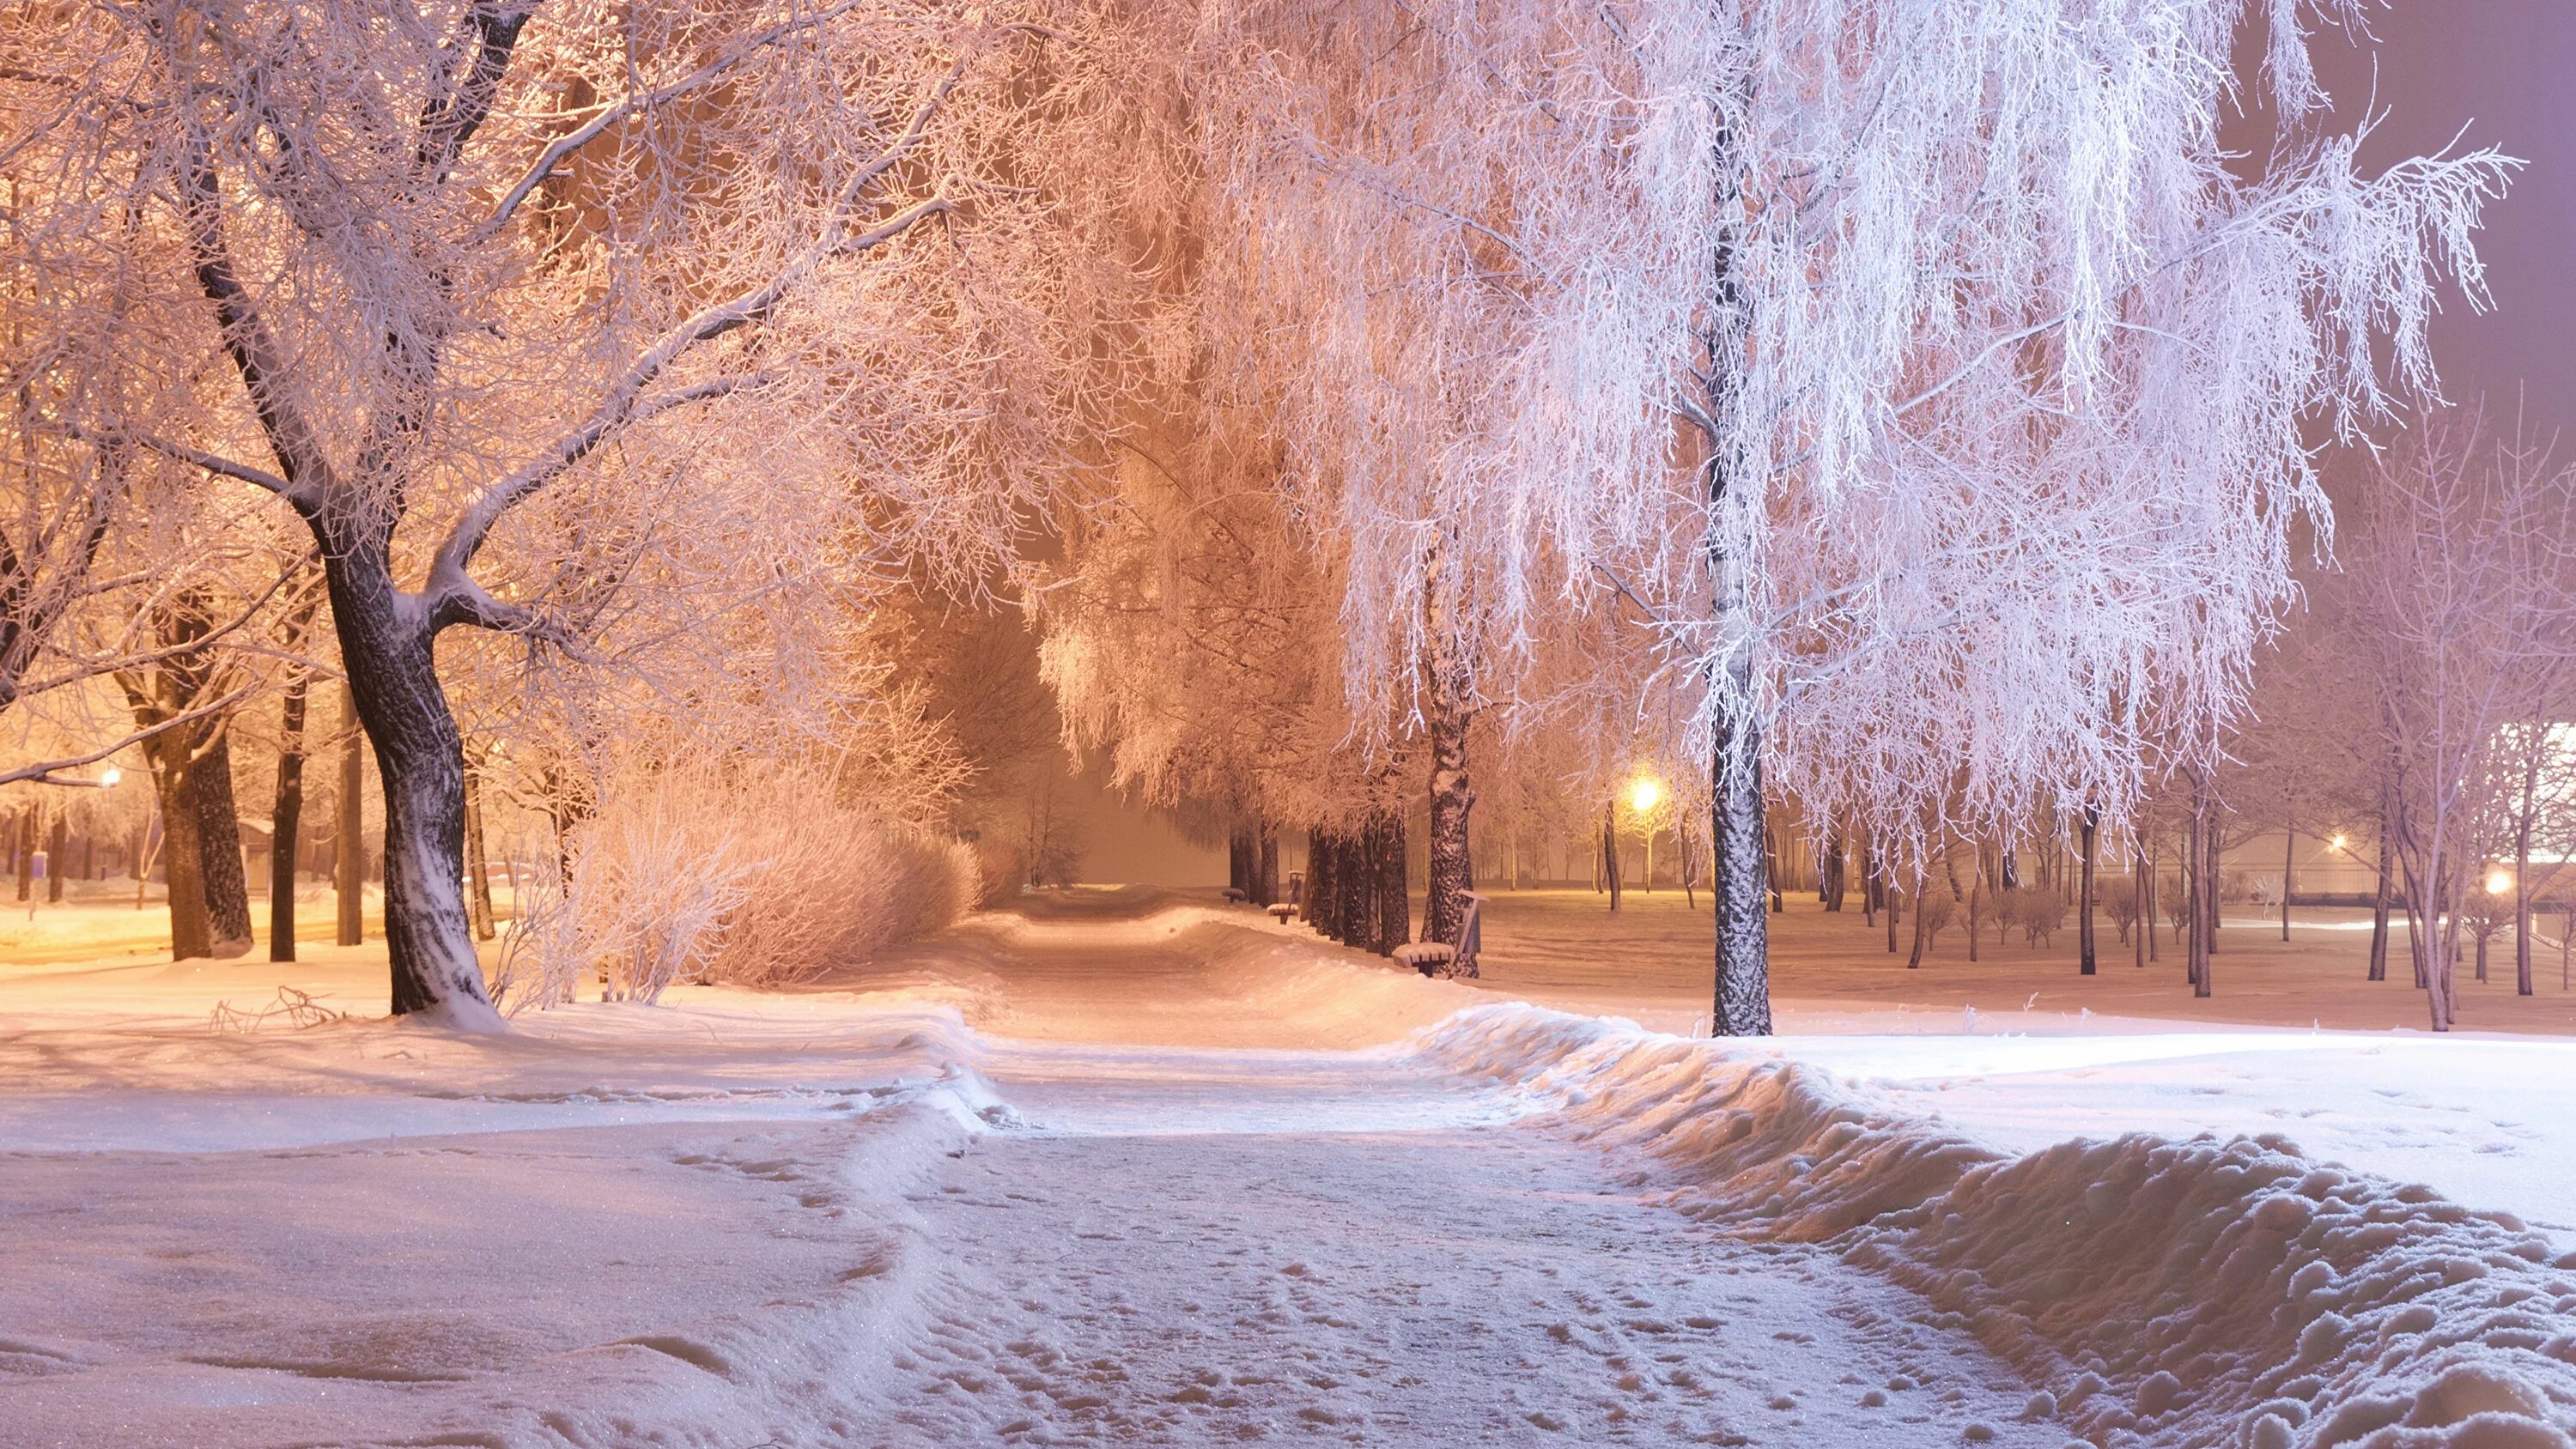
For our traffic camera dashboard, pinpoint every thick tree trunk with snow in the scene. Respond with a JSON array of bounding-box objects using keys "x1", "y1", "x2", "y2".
[
  {"x1": 1255, "y1": 823, "x2": 1279, "y2": 909},
  {"x1": 1710, "y1": 715, "x2": 1771, "y2": 1036},
  {"x1": 270, "y1": 668, "x2": 307, "y2": 961},
  {"x1": 1823, "y1": 832, "x2": 1845, "y2": 912},
  {"x1": 320, "y1": 547, "x2": 500, "y2": 1032}
]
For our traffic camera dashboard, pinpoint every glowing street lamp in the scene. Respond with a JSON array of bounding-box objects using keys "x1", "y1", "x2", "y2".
[
  {"x1": 1629, "y1": 775, "x2": 1664, "y2": 815},
  {"x1": 2328, "y1": 833, "x2": 2348, "y2": 852},
  {"x1": 99, "y1": 767, "x2": 121, "y2": 789},
  {"x1": 2488, "y1": 869, "x2": 2513, "y2": 896}
]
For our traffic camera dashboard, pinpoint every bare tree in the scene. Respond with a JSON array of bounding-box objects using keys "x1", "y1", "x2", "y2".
[{"x1": 2348, "y1": 414, "x2": 2576, "y2": 1029}]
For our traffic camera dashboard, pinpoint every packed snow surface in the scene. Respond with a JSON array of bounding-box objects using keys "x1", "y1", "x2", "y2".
[{"x1": 3, "y1": 888, "x2": 2575, "y2": 1446}]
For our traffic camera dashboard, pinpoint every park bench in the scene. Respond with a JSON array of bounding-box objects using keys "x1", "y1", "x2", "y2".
[
  {"x1": 1267, "y1": 902, "x2": 1296, "y2": 924},
  {"x1": 1393, "y1": 892, "x2": 1484, "y2": 979}
]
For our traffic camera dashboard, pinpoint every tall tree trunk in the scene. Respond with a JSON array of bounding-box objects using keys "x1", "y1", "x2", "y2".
[
  {"x1": 336, "y1": 681, "x2": 366, "y2": 948},
  {"x1": 1255, "y1": 822, "x2": 1279, "y2": 909},
  {"x1": 2078, "y1": 803, "x2": 2099, "y2": 975},
  {"x1": 14, "y1": 808, "x2": 30, "y2": 902},
  {"x1": 1337, "y1": 832, "x2": 1372, "y2": 947},
  {"x1": 2515, "y1": 741, "x2": 2540, "y2": 997},
  {"x1": 158, "y1": 770, "x2": 211, "y2": 960},
  {"x1": 1824, "y1": 832, "x2": 1846, "y2": 912},
  {"x1": 2190, "y1": 777, "x2": 2215, "y2": 998},
  {"x1": 465, "y1": 766, "x2": 495, "y2": 942},
  {"x1": 2281, "y1": 828, "x2": 2294, "y2": 943},
  {"x1": 2000, "y1": 832, "x2": 2020, "y2": 890},
  {"x1": 1708, "y1": 733, "x2": 1770, "y2": 1034},
  {"x1": 1306, "y1": 830, "x2": 1334, "y2": 931},
  {"x1": 187, "y1": 730, "x2": 253, "y2": 955},
  {"x1": 1422, "y1": 566, "x2": 1477, "y2": 949},
  {"x1": 270, "y1": 666, "x2": 308, "y2": 961},
  {"x1": 1601, "y1": 802, "x2": 1622, "y2": 913},
  {"x1": 2369, "y1": 781, "x2": 2393, "y2": 982},
  {"x1": 311, "y1": 537, "x2": 497, "y2": 1028},
  {"x1": 45, "y1": 814, "x2": 65, "y2": 903},
  {"x1": 1371, "y1": 809, "x2": 1410, "y2": 955}
]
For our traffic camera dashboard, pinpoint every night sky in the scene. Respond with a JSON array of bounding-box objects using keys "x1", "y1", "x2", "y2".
[{"x1": 2310, "y1": 3, "x2": 2576, "y2": 427}]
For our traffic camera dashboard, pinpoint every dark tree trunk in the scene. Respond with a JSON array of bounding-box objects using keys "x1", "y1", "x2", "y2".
[
  {"x1": 1823, "y1": 832, "x2": 1846, "y2": 912},
  {"x1": 45, "y1": 814, "x2": 66, "y2": 902},
  {"x1": 2000, "y1": 834, "x2": 2020, "y2": 891},
  {"x1": 2189, "y1": 776, "x2": 2214, "y2": 998},
  {"x1": 1255, "y1": 822, "x2": 1279, "y2": 908},
  {"x1": 1227, "y1": 827, "x2": 1250, "y2": 897},
  {"x1": 1319, "y1": 834, "x2": 1340, "y2": 937},
  {"x1": 1601, "y1": 802, "x2": 1622, "y2": 912},
  {"x1": 2078, "y1": 803, "x2": 2099, "y2": 975},
  {"x1": 187, "y1": 730, "x2": 253, "y2": 954},
  {"x1": 2281, "y1": 828, "x2": 2294, "y2": 943},
  {"x1": 270, "y1": 666, "x2": 308, "y2": 961},
  {"x1": 1337, "y1": 832, "x2": 1372, "y2": 946},
  {"x1": 336, "y1": 681, "x2": 365, "y2": 948},
  {"x1": 2515, "y1": 743, "x2": 2540, "y2": 997},
  {"x1": 1905, "y1": 865, "x2": 1929, "y2": 969},
  {"x1": 161, "y1": 777, "x2": 211, "y2": 958},
  {"x1": 14, "y1": 808, "x2": 29, "y2": 901},
  {"x1": 1371, "y1": 810, "x2": 1410, "y2": 955},
  {"x1": 319, "y1": 548, "x2": 495, "y2": 1029}
]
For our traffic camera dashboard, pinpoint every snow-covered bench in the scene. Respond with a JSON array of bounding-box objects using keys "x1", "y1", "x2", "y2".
[
  {"x1": 1221, "y1": 887, "x2": 1247, "y2": 903},
  {"x1": 1391, "y1": 941, "x2": 1455, "y2": 974},
  {"x1": 1394, "y1": 893, "x2": 1485, "y2": 979},
  {"x1": 1266, "y1": 902, "x2": 1295, "y2": 924}
]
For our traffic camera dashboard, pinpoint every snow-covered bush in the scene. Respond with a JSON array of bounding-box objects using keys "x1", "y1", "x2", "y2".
[
  {"x1": 497, "y1": 763, "x2": 977, "y2": 1009},
  {"x1": 2099, "y1": 877, "x2": 2141, "y2": 944},
  {"x1": 2250, "y1": 873, "x2": 2286, "y2": 910},
  {"x1": 2003, "y1": 887, "x2": 2069, "y2": 948}
]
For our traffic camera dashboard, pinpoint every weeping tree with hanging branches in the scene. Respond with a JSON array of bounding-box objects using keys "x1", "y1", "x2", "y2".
[
  {"x1": 1189, "y1": 0, "x2": 2512, "y2": 1034},
  {"x1": 8, "y1": 1, "x2": 1157, "y2": 1027}
]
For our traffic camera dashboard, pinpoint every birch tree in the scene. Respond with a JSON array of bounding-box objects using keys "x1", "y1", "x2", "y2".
[{"x1": 1190, "y1": 0, "x2": 2511, "y2": 1033}]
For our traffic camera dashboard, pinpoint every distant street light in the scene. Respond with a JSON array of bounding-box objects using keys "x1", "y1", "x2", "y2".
[
  {"x1": 1629, "y1": 775, "x2": 1663, "y2": 815},
  {"x1": 2328, "y1": 833, "x2": 2348, "y2": 852},
  {"x1": 2488, "y1": 869, "x2": 2513, "y2": 896},
  {"x1": 99, "y1": 767, "x2": 121, "y2": 788}
]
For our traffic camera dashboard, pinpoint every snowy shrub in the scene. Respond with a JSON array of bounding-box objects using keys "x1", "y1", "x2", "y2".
[
  {"x1": 495, "y1": 763, "x2": 977, "y2": 1009},
  {"x1": 2099, "y1": 877, "x2": 2141, "y2": 943},
  {"x1": 1915, "y1": 888, "x2": 1955, "y2": 951},
  {"x1": 2250, "y1": 873, "x2": 2286, "y2": 910},
  {"x1": 2003, "y1": 887, "x2": 2068, "y2": 948},
  {"x1": 2163, "y1": 877, "x2": 2193, "y2": 935}
]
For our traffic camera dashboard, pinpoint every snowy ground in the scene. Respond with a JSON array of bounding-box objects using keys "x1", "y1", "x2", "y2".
[{"x1": 3, "y1": 888, "x2": 2575, "y2": 1446}]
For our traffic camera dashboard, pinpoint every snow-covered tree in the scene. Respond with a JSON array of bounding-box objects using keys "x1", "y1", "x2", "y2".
[
  {"x1": 7, "y1": 1, "x2": 1157, "y2": 1026},
  {"x1": 1188, "y1": 0, "x2": 2512, "y2": 1032}
]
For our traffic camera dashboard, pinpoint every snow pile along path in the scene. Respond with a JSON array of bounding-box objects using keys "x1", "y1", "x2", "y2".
[{"x1": 1419, "y1": 1004, "x2": 2576, "y2": 1449}]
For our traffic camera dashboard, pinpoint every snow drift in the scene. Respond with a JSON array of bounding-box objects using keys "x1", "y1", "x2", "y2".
[{"x1": 1418, "y1": 1004, "x2": 2576, "y2": 1449}]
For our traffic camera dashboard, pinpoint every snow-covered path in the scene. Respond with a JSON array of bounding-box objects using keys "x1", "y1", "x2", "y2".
[
  {"x1": 881, "y1": 1035, "x2": 2060, "y2": 1446},
  {"x1": 9, "y1": 894, "x2": 2576, "y2": 1448}
]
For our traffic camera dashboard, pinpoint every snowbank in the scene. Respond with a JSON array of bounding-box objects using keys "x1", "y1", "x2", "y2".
[{"x1": 1417, "y1": 1004, "x2": 2576, "y2": 1449}]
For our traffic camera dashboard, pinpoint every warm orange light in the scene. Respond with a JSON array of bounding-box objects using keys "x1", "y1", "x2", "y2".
[
  {"x1": 2488, "y1": 870, "x2": 2513, "y2": 896},
  {"x1": 1629, "y1": 776, "x2": 1664, "y2": 815},
  {"x1": 2329, "y1": 833, "x2": 2348, "y2": 852}
]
